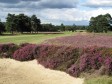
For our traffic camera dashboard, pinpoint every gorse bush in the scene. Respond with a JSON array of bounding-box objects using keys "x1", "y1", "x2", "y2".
[
  {"x1": 0, "y1": 43, "x2": 19, "y2": 58},
  {"x1": 13, "y1": 44, "x2": 36, "y2": 61}
]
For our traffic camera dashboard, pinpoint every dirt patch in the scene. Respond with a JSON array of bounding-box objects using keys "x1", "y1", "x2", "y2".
[{"x1": 0, "y1": 59, "x2": 84, "y2": 84}]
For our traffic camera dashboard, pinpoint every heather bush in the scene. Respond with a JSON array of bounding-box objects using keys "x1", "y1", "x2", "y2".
[
  {"x1": 20, "y1": 43, "x2": 31, "y2": 47},
  {"x1": 13, "y1": 44, "x2": 36, "y2": 61},
  {"x1": 0, "y1": 42, "x2": 112, "y2": 77},
  {"x1": 34, "y1": 44, "x2": 62, "y2": 68},
  {"x1": 0, "y1": 43, "x2": 19, "y2": 58},
  {"x1": 67, "y1": 64, "x2": 80, "y2": 77},
  {"x1": 34, "y1": 44, "x2": 112, "y2": 77},
  {"x1": 104, "y1": 56, "x2": 112, "y2": 75},
  {"x1": 67, "y1": 47, "x2": 112, "y2": 77},
  {"x1": 34, "y1": 44, "x2": 81, "y2": 71}
]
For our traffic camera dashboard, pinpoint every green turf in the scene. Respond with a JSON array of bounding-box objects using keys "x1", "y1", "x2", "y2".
[
  {"x1": 0, "y1": 32, "x2": 76, "y2": 44},
  {"x1": 84, "y1": 76, "x2": 112, "y2": 84}
]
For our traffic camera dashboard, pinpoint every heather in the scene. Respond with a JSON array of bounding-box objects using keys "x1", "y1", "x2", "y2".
[
  {"x1": 34, "y1": 44, "x2": 81, "y2": 71},
  {"x1": 13, "y1": 44, "x2": 36, "y2": 61},
  {"x1": 0, "y1": 43, "x2": 19, "y2": 58},
  {"x1": 34, "y1": 44, "x2": 112, "y2": 77},
  {"x1": 43, "y1": 34, "x2": 112, "y2": 48}
]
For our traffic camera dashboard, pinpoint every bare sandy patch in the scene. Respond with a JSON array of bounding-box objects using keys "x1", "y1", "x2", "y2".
[{"x1": 0, "y1": 59, "x2": 84, "y2": 84}]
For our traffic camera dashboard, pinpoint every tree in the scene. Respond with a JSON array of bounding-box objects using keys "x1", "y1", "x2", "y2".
[
  {"x1": 71, "y1": 24, "x2": 77, "y2": 32},
  {"x1": 60, "y1": 23, "x2": 65, "y2": 31},
  {"x1": 41, "y1": 23, "x2": 58, "y2": 32},
  {"x1": 6, "y1": 13, "x2": 16, "y2": 34},
  {"x1": 31, "y1": 15, "x2": 41, "y2": 33},
  {"x1": 0, "y1": 21, "x2": 5, "y2": 34},
  {"x1": 16, "y1": 14, "x2": 31, "y2": 33},
  {"x1": 88, "y1": 13, "x2": 112, "y2": 33}
]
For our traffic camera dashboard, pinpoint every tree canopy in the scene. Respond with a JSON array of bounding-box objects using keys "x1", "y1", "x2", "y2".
[
  {"x1": 0, "y1": 20, "x2": 5, "y2": 34},
  {"x1": 87, "y1": 13, "x2": 112, "y2": 33},
  {"x1": 6, "y1": 13, "x2": 41, "y2": 34}
]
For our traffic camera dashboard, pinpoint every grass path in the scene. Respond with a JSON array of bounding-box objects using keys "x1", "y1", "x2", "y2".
[
  {"x1": 0, "y1": 32, "x2": 76, "y2": 44},
  {"x1": 0, "y1": 59, "x2": 84, "y2": 84}
]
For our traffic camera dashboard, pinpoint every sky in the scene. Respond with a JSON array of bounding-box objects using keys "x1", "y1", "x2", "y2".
[{"x1": 0, "y1": 0, "x2": 112, "y2": 25}]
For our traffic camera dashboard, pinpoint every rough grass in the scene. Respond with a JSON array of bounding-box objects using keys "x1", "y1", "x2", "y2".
[
  {"x1": 84, "y1": 76, "x2": 112, "y2": 84},
  {"x1": 0, "y1": 32, "x2": 76, "y2": 44}
]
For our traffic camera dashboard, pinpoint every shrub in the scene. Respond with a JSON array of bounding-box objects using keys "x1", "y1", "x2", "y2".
[
  {"x1": 34, "y1": 44, "x2": 81, "y2": 71},
  {"x1": 34, "y1": 45, "x2": 112, "y2": 77},
  {"x1": 0, "y1": 43, "x2": 19, "y2": 58},
  {"x1": 19, "y1": 43, "x2": 31, "y2": 47},
  {"x1": 104, "y1": 56, "x2": 112, "y2": 75},
  {"x1": 13, "y1": 44, "x2": 36, "y2": 61},
  {"x1": 34, "y1": 44, "x2": 61, "y2": 68},
  {"x1": 67, "y1": 64, "x2": 80, "y2": 77}
]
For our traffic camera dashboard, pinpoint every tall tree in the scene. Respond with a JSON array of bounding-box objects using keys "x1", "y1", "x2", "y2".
[
  {"x1": 60, "y1": 23, "x2": 65, "y2": 31},
  {"x1": 0, "y1": 20, "x2": 5, "y2": 34},
  {"x1": 31, "y1": 15, "x2": 41, "y2": 33},
  {"x1": 71, "y1": 24, "x2": 77, "y2": 32},
  {"x1": 16, "y1": 14, "x2": 31, "y2": 33},
  {"x1": 6, "y1": 13, "x2": 16, "y2": 34}
]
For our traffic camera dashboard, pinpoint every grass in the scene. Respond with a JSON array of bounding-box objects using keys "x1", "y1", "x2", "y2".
[
  {"x1": 0, "y1": 32, "x2": 76, "y2": 44},
  {"x1": 84, "y1": 76, "x2": 112, "y2": 84}
]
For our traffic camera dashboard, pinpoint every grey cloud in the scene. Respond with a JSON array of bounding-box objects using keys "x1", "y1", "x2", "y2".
[
  {"x1": 39, "y1": 0, "x2": 78, "y2": 9},
  {"x1": 83, "y1": 3, "x2": 112, "y2": 8},
  {"x1": 82, "y1": 0, "x2": 112, "y2": 8},
  {"x1": 0, "y1": 0, "x2": 78, "y2": 9},
  {"x1": 0, "y1": 0, "x2": 40, "y2": 3}
]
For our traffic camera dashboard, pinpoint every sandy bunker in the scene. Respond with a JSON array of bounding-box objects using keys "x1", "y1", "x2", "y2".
[{"x1": 0, "y1": 59, "x2": 84, "y2": 84}]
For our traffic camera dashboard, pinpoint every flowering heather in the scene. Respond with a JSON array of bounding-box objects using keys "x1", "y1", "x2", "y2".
[
  {"x1": 19, "y1": 43, "x2": 31, "y2": 47},
  {"x1": 67, "y1": 64, "x2": 80, "y2": 77},
  {"x1": 34, "y1": 44, "x2": 81, "y2": 71},
  {"x1": 34, "y1": 44, "x2": 112, "y2": 77},
  {"x1": 104, "y1": 56, "x2": 112, "y2": 75},
  {"x1": 43, "y1": 34, "x2": 112, "y2": 48},
  {"x1": 13, "y1": 44, "x2": 36, "y2": 61}
]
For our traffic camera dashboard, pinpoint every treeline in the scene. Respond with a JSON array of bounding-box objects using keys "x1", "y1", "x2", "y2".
[
  {"x1": 0, "y1": 13, "x2": 88, "y2": 35},
  {"x1": 1, "y1": 13, "x2": 111, "y2": 34}
]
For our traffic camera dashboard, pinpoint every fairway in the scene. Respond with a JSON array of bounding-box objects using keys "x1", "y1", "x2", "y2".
[{"x1": 0, "y1": 32, "x2": 76, "y2": 44}]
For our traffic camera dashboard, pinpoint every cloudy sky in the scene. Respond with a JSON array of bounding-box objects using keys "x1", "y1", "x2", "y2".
[{"x1": 0, "y1": 0, "x2": 112, "y2": 25}]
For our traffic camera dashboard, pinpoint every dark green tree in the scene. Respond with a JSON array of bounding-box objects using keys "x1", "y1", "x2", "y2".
[
  {"x1": 0, "y1": 21, "x2": 5, "y2": 34},
  {"x1": 71, "y1": 24, "x2": 77, "y2": 32},
  {"x1": 88, "y1": 13, "x2": 112, "y2": 33},
  {"x1": 16, "y1": 14, "x2": 31, "y2": 33},
  {"x1": 6, "y1": 13, "x2": 17, "y2": 34},
  {"x1": 31, "y1": 15, "x2": 41, "y2": 33},
  {"x1": 41, "y1": 23, "x2": 58, "y2": 32},
  {"x1": 60, "y1": 23, "x2": 65, "y2": 31}
]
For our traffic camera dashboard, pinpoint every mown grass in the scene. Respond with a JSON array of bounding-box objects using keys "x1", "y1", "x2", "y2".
[
  {"x1": 0, "y1": 32, "x2": 76, "y2": 44},
  {"x1": 84, "y1": 76, "x2": 112, "y2": 84}
]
